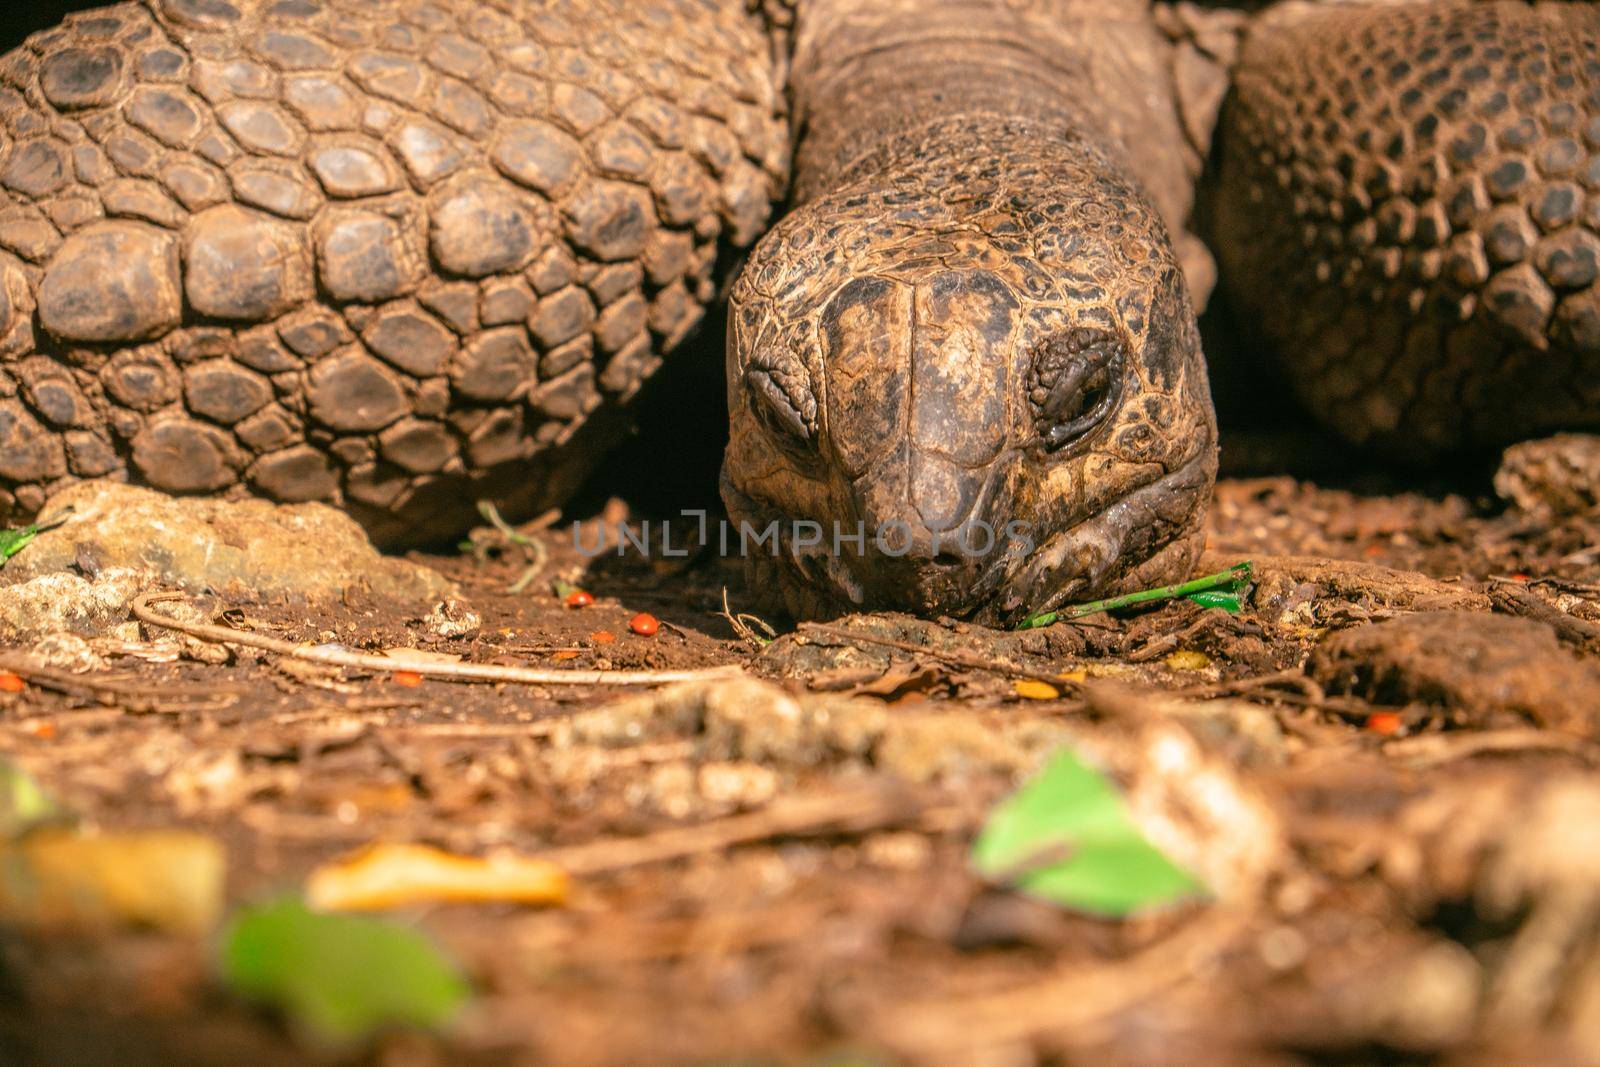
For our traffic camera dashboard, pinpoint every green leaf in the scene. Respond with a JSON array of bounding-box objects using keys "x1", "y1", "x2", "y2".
[
  {"x1": 0, "y1": 509, "x2": 71, "y2": 569},
  {"x1": 0, "y1": 526, "x2": 40, "y2": 566},
  {"x1": 220, "y1": 897, "x2": 471, "y2": 1046},
  {"x1": 0, "y1": 761, "x2": 67, "y2": 838},
  {"x1": 972, "y1": 749, "x2": 1205, "y2": 918},
  {"x1": 1184, "y1": 590, "x2": 1242, "y2": 613}
]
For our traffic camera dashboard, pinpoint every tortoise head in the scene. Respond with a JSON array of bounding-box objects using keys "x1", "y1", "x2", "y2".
[{"x1": 722, "y1": 139, "x2": 1217, "y2": 624}]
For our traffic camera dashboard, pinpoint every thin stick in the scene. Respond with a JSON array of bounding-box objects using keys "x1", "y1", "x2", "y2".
[
  {"x1": 876, "y1": 905, "x2": 1251, "y2": 1054},
  {"x1": 1016, "y1": 561, "x2": 1254, "y2": 629},
  {"x1": 538, "y1": 784, "x2": 941, "y2": 875},
  {"x1": 798, "y1": 622, "x2": 1075, "y2": 685},
  {"x1": 131, "y1": 592, "x2": 743, "y2": 687},
  {"x1": 0, "y1": 655, "x2": 237, "y2": 711}
]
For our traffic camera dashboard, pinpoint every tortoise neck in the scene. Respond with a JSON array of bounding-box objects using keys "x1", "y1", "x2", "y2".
[{"x1": 786, "y1": 0, "x2": 1192, "y2": 235}]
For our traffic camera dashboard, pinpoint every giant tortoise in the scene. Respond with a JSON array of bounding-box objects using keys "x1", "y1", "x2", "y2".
[{"x1": 0, "y1": 0, "x2": 1594, "y2": 622}]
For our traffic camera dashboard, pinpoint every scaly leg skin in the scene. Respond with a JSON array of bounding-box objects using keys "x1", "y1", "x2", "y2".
[
  {"x1": 721, "y1": 0, "x2": 1219, "y2": 623},
  {"x1": 1213, "y1": 0, "x2": 1600, "y2": 460},
  {"x1": 0, "y1": 0, "x2": 786, "y2": 544}
]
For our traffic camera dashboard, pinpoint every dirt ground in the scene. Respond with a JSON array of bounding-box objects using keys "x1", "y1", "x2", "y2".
[{"x1": 2, "y1": 450, "x2": 1600, "y2": 1067}]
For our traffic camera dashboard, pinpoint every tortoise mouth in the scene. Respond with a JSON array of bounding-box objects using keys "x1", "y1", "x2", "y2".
[
  {"x1": 986, "y1": 449, "x2": 1216, "y2": 626},
  {"x1": 722, "y1": 448, "x2": 1214, "y2": 624}
]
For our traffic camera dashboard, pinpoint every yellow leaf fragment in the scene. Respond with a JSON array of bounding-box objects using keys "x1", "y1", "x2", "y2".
[
  {"x1": 306, "y1": 843, "x2": 569, "y2": 912},
  {"x1": 1164, "y1": 650, "x2": 1212, "y2": 671},
  {"x1": 1012, "y1": 679, "x2": 1061, "y2": 701},
  {"x1": 0, "y1": 829, "x2": 225, "y2": 936},
  {"x1": 1056, "y1": 668, "x2": 1087, "y2": 683}
]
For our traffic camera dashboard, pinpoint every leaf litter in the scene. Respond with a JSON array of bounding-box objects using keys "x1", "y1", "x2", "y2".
[{"x1": 4, "y1": 472, "x2": 1600, "y2": 1065}]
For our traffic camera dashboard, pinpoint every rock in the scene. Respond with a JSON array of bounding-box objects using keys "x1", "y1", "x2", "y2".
[
  {"x1": 0, "y1": 481, "x2": 456, "y2": 639},
  {"x1": 0, "y1": 568, "x2": 148, "y2": 642},
  {"x1": 1307, "y1": 612, "x2": 1600, "y2": 735},
  {"x1": 18, "y1": 631, "x2": 105, "y2": 673},
  {"x1": 1201, "y1": 552, "x2": 1492, "y2": 620},
  {"x1": 1494, "y1": 433, "x2": 1600, "y2": 519},
  {"x1": 421, "y1": 598, "x2": 480, "y2": 639}
]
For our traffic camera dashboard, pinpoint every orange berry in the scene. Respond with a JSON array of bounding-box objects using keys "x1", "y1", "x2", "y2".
[
  {"x1": 551, "y1": 650, "x2": 580, "y2": 661},
  {"x1": 564, "y1": 590, "x2": 594, "y2": 608},
  {"x1": 629, "y1": 612, "x2": 660, "y2": 637},
  {"x1": 590, "y1": 630, "x2": 616, "y2": 644},
  {"x1": 1365, "y1": 711, "x2": 1403, "y2": 736},
  {"x1": 0, "y1": 672, "x2": 24, "y2": 693},
  {"x1": 29, "y1": 722, "x2": 56, "y2": 740},
  {"x1": 391, "y1": 670, "x2": 424, "y2": 687}
]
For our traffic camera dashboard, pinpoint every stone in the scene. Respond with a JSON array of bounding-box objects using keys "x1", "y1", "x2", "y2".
[
  {"x1": 0, "y1": 480, "x2": 455, "y2": 641},
  {"x1": 1308, "y1": 612, "x2": 1600, "y2": 736}
]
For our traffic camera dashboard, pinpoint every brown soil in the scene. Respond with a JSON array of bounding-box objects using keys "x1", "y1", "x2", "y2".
[{"x1": 2, "y1": 471, "x2": 1600, "y2": 1067}]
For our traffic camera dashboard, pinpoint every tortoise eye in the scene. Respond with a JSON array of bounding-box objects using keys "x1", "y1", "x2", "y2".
[
  {"x1": 745, "y1": 367, "x2": 815, "y2": 448},
  {"x1": 1028, "y1": 328, "x2": 1127, "y2": 452}
]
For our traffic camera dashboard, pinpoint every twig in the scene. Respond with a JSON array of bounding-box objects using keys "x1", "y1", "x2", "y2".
[
  {"x1": 131, "y1": 592, "x2": 743, "y2": 687},
  {"x1": 875, "y1": 904, "x2": 1252, "y2": 1054},
  {"x1": 798, "y1": 622, "x2": 1073, "y2": 685},
  {"x1": 1016, "y1": 562, "x2": 1253, "y2": 629},
  {"x1": 477, "y1": 500, "x2": 550, "y2": 594},
  {"x1": 1488, "y1": 580, "x2": 1600, "y2": 651},
  {"x1": 719, "y1": 586, "x2": 776, "y2": 649},
  {"x1": 1382, "y1": 729, "x2": 1600, "y2": 768},
  {"x1": 0, "y1": 655, "x2": 237, "y2": 712},
  {"x1": 537, "y1": 784, "x2": 946, "y2": 875}
]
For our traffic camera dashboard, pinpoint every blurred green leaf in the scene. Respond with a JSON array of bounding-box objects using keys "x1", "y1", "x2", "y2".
[
  {"x1": 972, "y1": 749, "x2": 1204, "y2": 917},
  {"x1": 221, "y1": 897, "x2": 470, "y2": 1046},
  {"x1": 0, "y1": 761, "x2": 67, "y2": 838}
]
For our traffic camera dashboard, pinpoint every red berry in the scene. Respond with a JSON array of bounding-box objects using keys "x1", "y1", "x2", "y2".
[
  {"x1": 392, "y1": 670, "x2": 423, "y2": 687},
  {"x1": 629, "y1": 612, "x2": 660, "y2": 637},
  {"x1": 564, "y1": 589, "x2": 594, "y2": 608},
  {"x1": 1365, "y1": 711, "x2": 1403, "y2": 736}
]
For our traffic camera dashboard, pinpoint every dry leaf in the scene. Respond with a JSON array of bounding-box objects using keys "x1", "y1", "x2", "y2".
[
  {"x1": 851, "y1": 661, "x2": 952, "y2": 700},
  {"x1": 306, "y1": 843, "x2": 569, "y2": 911},
  {"x1": 378, "y1": 647, "x2": 463, "y2": 665},
  {"x1": 1164, "y1": 650, "x2": 1212, "y2": 671},
  {"x1": 0, "y1": 828, "x2": 225, "y2": 935}
]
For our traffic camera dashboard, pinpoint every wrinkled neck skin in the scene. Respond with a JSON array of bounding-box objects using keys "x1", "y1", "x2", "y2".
[{"x1": 723, "y1": 0, "x2": 1219, "y2": 624}]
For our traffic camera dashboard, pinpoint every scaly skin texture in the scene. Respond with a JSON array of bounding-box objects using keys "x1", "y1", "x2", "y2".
[
  {"x1": 1213, "y1": 0, "x2": 1600, "y2": 457},
  {"x1": 721, "y1": 0, "x2": 1218, "y2": 622},
  {"x1": 0, "y1": 0, "x2": 785, "y2": 544}
]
